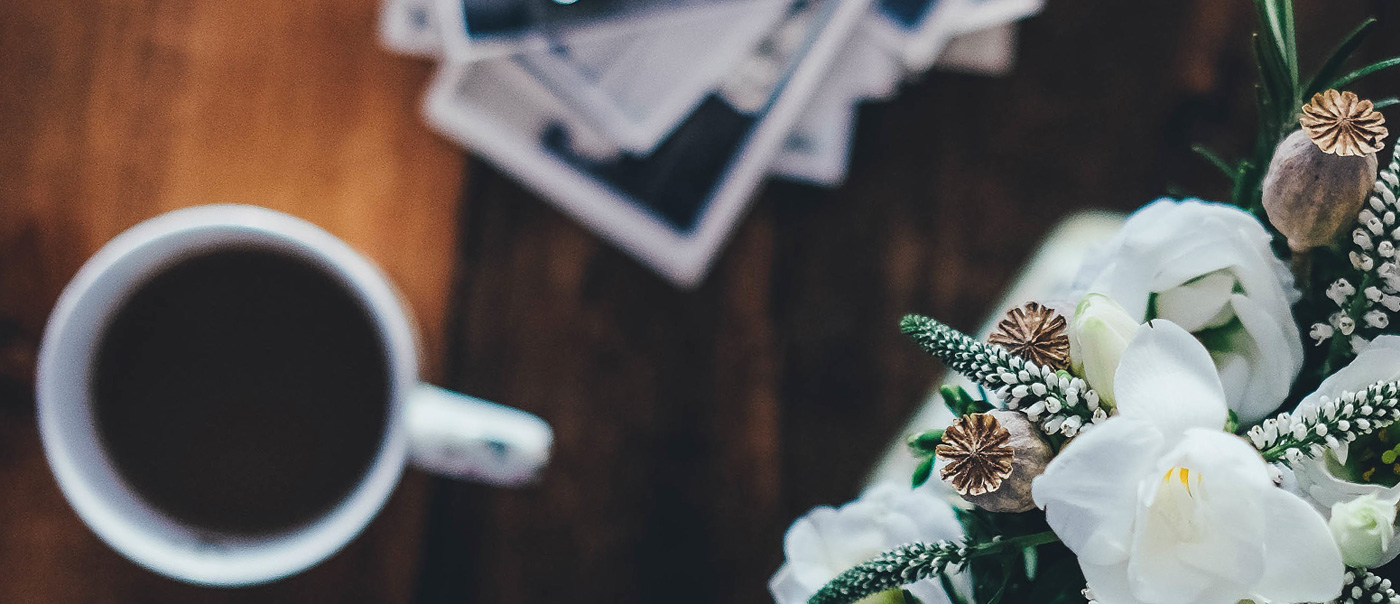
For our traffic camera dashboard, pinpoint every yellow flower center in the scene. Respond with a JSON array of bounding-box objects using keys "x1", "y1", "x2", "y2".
[
  {"x1": 1150, "y1": 466, "x2": 1205, "y2": 542},
  {"x1": 1162, "y1": 467, "x2": 1197, "y2": 497}
]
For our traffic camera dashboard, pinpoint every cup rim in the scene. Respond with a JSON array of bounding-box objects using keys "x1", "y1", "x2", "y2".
[{"x1": 36, "y1": 204, "x2": 418, "y2": 586}]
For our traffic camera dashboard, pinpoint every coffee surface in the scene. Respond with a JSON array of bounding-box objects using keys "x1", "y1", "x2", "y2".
[{"x1": 95, "y1": 248, "x2": 390, "y2": 536}]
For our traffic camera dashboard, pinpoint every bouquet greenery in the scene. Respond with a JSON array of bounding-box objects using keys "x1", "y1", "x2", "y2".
[{"x1": 771, "y1": 3, "x2": 1400, "y2": 604}]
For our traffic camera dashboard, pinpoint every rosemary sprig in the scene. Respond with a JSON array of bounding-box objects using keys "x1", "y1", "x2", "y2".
[
  {"x1": 1194, "y1": 0, "x2": 1400, "y2": 216},
  {"x1": 1304, "y1": 18, "x2": 1377, "y2": 97}
]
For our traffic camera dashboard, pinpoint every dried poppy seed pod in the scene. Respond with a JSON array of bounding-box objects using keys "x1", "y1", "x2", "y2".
[
  {"x1": 937, "y1": 410, "x2": 1052, "y2": 513},
  {"x1": 987, "y1": 301, "x2": 1070, "y2": 371},
  {"x1": 1262, "y1": 128, "x2": 1378, "y2": 251},
  {"x1": 1301, "y1": 90, "x2": 1388, "y2": 157}
]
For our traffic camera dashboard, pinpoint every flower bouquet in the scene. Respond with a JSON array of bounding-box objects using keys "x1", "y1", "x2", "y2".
[{"x1": 771, "y1": 3, "x2": 1400, "y2": 604}]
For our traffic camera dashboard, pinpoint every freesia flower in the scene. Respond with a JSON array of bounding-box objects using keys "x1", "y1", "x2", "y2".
[
  {"x1": 1287, "y1": 335, "x2": 1400, "y2": 567},
  {"x1": 769, "y1": 483, "x2": 969, "y2": 604},
  {"x1": 1330, "y1": 493, "x2": 1398, "y2": 568},
  {"x1": 1068, "y1": 293, "x2": 1142, "y2": 406},
  {"x1": 1072, "y1": 199, "x2": 1303, "y2": 425},
  {"x1": 1032, "y1": 320, "x2": 1342, "y2": 604}
]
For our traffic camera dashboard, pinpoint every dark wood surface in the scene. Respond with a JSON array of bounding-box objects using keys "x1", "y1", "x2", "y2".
[
  {"x1": 0, "y1": 0, "x2": 459, "y2": 601},
  {"x1": 1, "y1": 0, "x2": 1398, "y2": 602}
]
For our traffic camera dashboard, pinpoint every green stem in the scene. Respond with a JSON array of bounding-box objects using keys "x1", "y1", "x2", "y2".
[{"x1": 970, "y1": 531, "x2": 1060, "y2": 555}]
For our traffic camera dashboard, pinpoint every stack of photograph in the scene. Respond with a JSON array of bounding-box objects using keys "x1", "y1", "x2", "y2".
[{"x1": 380, "y1": 0, "x2": 1044, "y2": 287}]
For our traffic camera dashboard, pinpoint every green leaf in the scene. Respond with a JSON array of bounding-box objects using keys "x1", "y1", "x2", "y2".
[
  {"x1": 1328, "y1": 56, "x2": 1400, "y2": 91},
  {"x1": 938, "y1": 385, "x2": 992, "y2": 416},
  {"x1": 1191, "y1": 145, "x2": 1236, "y2": 180},
  {"x1": 1023, "y1": 546, "x2": 1038, "y2": 581},
  {"x1": 1279, "y1": 0, "x2": 1298, "y2": 87},
  {"x1": 908, "y1": 428, "x2": 945, "y2": 453},
  {"x1": 1254, "y1": 79, "x2": 1277, "y2": 133},
  {"x1": 936, "y1": 577, "x2": 965, "y2": 604},
  {"x1": 939, "y1": 385, "x2": 965, "y2": 415},
  {"x1": 1230, "y1": 158, "x2": 1256, "y2": 210},
  {"x1": 1253, "y1": 0, "x2": 1297, "y2": 95},
  {"x1": 982, "y1": 563, "x2": 1012, "y2": 604},
  {"x1": 1252, "y1": 35, "x2": 1291, "y2": 132},
  {"x1": 1252, "y1": 33, "x2": 1283, "y2": 100},
  {"x1": 1304, "y1": 18, "x2": 1377, "y2": 97},
  {"x1": 912, "y1": 455, "x2": 935, "y2": 488},
  {"x1": 1253, "y1": 0, "x2": 1285, "y2": 58},
  {"x1": 1375, "y1": 97, "x2": 1399, "y2": 111}
]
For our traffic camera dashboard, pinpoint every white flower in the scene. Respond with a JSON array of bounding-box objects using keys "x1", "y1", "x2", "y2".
[
  {"x1": 1288, "y1": 336, "x2": 1400, "y2": 567},
  {"x1": 1073, "y1": 199, "x2": 1303, "y2": 425},
  {"x1": 1331, "y1": 494, "x2": 1399, "y2": 568},
  {"x1": 1032, "y1": 320, "x2": 1342, "y2": 604},
  {"x1": 769, "y1": 483, "x2": 970, "y2": 604},
  {"x1": 1068, "y1": 293, "x2": 1142, "y2": 406},
  {"x1": 1311, "y1": 323, "x2": 1336, "y2": 345}
]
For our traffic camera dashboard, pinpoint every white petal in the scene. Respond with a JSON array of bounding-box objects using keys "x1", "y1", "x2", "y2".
[
  {"x1": 1123, "y1": 431, "x2": 1269, "y2": 604},
  {"x1": 1081, "y1": 560, "x2": 1149, "y2": 604},
  {"x1": 1143, "y1": 202, "x2": 1293, "y2": 309},
  {"x1": 1293, "y1": 455, "x2": 1400, "y2": 512},
  {"x1": 788, "y1": 503, "x2": 888, "y2": 587},
  {"x1": 1209, "y1": 349, "x2": 1250, "y2": 414},
  {"x1": 769, "y1": 565, "x2": 812, "y2": 604},
  {"x1": 1299, "y1": 335, "x2": 1400, "y2": 413},
  {"x1": 1141, "y1": 430, "x2": 1270, "y2": 604},
  {"x1": 1113, "y1": 320, "x2": 1229, "y2": 436},
  {"x1": 1069, "y1": 199, "x2": 1304, "y2": 428},
  {"x1": 1253, "y1": 485, "x2": 1345, "y2": 603},
  {"x1": 1077, "y1": 320, "x2": 1135, "y2": 405},
  {"x1": 1073, "y1": 198, "x2": 1300, "y2": 324},
  {"x1": 782, "y1": 509, "x2": 826, "y2": 560},
  {"x1": 863, "y1": 484, "x2": 956, "y2": 546},
  {"x1": 1221, "y1": 293, "x2": 1302, "y2": 424},
  {"x1": 1033, "y1": 418, "x2": 1163, "y2": 566},
  {"x1": 1154, "y1": 271, "x2": 1237, "y2": 332},
  {"x1": 1167, "y1": 428, "x2": 1275, "y2": 488},
  {"x1": 883, "y1": 489, "x2": 965, "y2": 604},
  {"x1": 1126, "y1": 520, "x2": 1218, "y2": 604},
  {"x1": 777, "y1": 485, "x2": 968, "y2": 604},
  {"x1": 783, "y1": 508, "x2": 848, "y2": 587}
]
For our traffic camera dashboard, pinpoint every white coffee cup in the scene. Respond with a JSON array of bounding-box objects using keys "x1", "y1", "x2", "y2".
[{"x1": 36, "y1": 204, "x2": 552, "y2": 587}]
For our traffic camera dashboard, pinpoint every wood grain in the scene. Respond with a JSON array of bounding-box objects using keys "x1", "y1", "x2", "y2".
[{"x1": 0, "y1": 0, "x2": 460, "y2": 601}]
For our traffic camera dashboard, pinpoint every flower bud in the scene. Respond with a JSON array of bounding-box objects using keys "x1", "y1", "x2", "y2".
[
  {"x1": 1068, "y1": 294, "x2": 1141, "y2": 406},
  {"x1": 1329, "y1": 493, "x2": 1398, "y2": 568},
  {"x1": 1262, "y1": 128, "x2": 1378, "y2": 252},
  {"x1": 961, "y1": 411, "x2": 1052, "y2": 513}
]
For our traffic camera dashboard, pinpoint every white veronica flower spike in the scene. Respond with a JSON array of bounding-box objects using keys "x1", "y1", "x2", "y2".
[{"x1": 1032, "y1": 320, "x2": 1342, "y2": 604}]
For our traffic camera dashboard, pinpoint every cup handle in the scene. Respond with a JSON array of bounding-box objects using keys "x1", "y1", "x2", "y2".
[{"x1": 405, "y1": 383, "x2": 552, "y2": 485}]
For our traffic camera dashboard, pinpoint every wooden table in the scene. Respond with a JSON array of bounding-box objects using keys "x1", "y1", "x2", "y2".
[{"x1": 0, "y1": 0, "x2": 1395, "y2": 602}]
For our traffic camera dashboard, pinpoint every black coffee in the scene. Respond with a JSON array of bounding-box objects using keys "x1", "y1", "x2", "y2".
[{"x1": 94, "y1": 248, "x2": 390, "y2": 536}]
